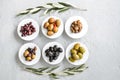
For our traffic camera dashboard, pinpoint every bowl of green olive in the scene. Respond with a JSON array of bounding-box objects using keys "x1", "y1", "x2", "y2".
[
  {"x1": 41, "y1": 16, "x2": 64, "y2": 39},
  {"x1": 66, "y1": 42, "x2": 89, "y2": 65}
]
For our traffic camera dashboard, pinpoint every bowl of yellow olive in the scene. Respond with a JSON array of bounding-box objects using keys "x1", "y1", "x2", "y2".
[
  {"x1": 18, "y1": 43, "x2": 41, "y2": 65},
  {"x1": 41, "y1": 16, "x2": 64, "y2": 39},
  {"x1": 66, "y1": 42, "x2": 89, "y2": 65}
]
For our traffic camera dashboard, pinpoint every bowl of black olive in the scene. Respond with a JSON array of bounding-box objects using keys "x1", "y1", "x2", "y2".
[{"x1": 42, "y1": 42, "x2": 64, "y2": 65}]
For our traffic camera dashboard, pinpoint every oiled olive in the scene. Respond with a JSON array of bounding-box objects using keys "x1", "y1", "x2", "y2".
[
  {"x1": 79, "y1": 47, "x2": 86, "y2": 54},
  {"x1": 72, "y1": 54, "x2": 79, "y2": 60},
  {"x1": 48, "y1": 18, "x2": 55, "y2": 24},
  {"x1": 48, "y1": 24, "x2": 54, "y2": 31},
  {"x1": 44, "y1": 22, "x2": 49, "y2": 28},
  {"x1": 78, "y1": 52, "x2": 83, "y2": 59},
  {"x1": 26, "y1": 56, "x2": 32, "y2": 61},
  {"x1": 53, "y1": 27, "x2": 58, "y2": 33},
  {"x1": 56, "y1": 19, "x2": 61, "y2": 27},
  {"x1": 47, "y1": 31, "x2": 54, "y2": 36},
  {"x1": 24, "y1": 50, "x2": 29, "y2": 57},
  {"x1": 69, "y1": 57, "x2": 75, "y2": 62},
  {"x1": 74, "y1": 43, "x2": 80, "y2": 50},
  {"x1": 70, "y1": 49, "x2": 77, "y2": 55}
]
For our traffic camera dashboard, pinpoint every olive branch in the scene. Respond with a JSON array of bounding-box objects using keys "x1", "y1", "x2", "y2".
[
  {"x1": 16, "y1": 2, "x2": 87, "y2": 16},
  {"x1": 25, "y1": 64, "x2": 88, "y2": 79}
]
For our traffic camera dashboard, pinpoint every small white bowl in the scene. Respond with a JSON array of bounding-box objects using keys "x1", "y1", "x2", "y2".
[
  {"x1": 18, "y1": 43, "x2": 41, "y2": 65},
  {"x1": 41, "y1": 16, "x2": 64, "y2": 39},
  {"x1": 17, "y1": 19, "x2": 39, "y2": 41},
  {"x1": 65, "y1": 16, "x2": 88, "y2": 39},
  {"x1": 66, "y1": 42, "x2": 89, "y2": 65},
  {"x1": 42, "y1": 42, "x2": 64, "y2": 65}
]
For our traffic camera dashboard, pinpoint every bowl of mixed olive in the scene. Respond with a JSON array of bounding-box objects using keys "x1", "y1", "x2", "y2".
[
  {"x1": 18, "y1": 43, "x2": 41, "y2": 65},
  {"x1": 42, "y1": 42, "x2": 64, "y2": 65},
  {"x1": 41, "y1": 16, "x2": 64, "y2": 39},
  {"x1": 65, "y1": 16, "x2": 88, "y2": 39},
  {"x1": 66, "y1": 42, "x2": 89, "y2": 65}
]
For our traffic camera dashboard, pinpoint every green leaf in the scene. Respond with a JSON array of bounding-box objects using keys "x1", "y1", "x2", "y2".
[
  {"x1": 47, "y1": 66, "x2": 59, "y2": 73},
  {"x1": 64, "y1": 72, "x2": 74, "y2": 75},
  {"x1": 26, "y1": 8, "x2": 33, "y2": 10},
  {"x1": 38, "y1": 67, "x2": 49, "y2": 72},
  {"x1": 31, "y1": 8, "x2": 41, "y2": 14},
  {"x1": 49, "y1": 73, "x2": 59, "y2": 79},
  {"x1": 36, "y1": 6, "x2": 44, "y2": 8},
  {"x1": 58, "y1": 7, "x2": 70, "y2": 13},
  {"x1": 47, "y1": 3, "x2": 53, "y2": 6},
  {"x1": 58, "y1": 2, "x2": 73, "y2": 7},
  {"x1": 16, "y1": 10, "x2": 29, "y2": 16}
]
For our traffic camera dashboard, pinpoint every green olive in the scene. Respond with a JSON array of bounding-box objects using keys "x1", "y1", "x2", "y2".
[
  {"x1": 78, "y1": 52, "x2": 83, "y2": 59},
  {"x1": 72, "y1": 54, "x2": 79, "y2": 60},
  {"x1": 69, "y1": 57, "x2": 75, "y2": 62},
  {"x1": 48, "y1": 24, "x2": 54, "y2": 31},
  {"x1": 74, "y1": 43, "x2": 80, "y2": 50},
  {"x1": 70, "y1": 49, "x2": 77, "y2": 55},
  {"x1": 79, "y1": 47, "x2": 86, "y2": 54}
]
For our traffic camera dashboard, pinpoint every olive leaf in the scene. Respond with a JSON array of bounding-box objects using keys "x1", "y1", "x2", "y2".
[
  {"x1": 25, "y1": 64, "x2": 88, "y2": 79},
  {"x1": 16, "y1": 2, "x2": 87, "y2": 16}
]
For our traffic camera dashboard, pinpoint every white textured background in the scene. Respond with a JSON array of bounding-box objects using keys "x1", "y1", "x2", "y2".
[{"x1": 0, "y1": 0, "x2": 120, "y2": 80}]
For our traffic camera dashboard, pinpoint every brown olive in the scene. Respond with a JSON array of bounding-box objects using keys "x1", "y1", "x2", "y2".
[
  {"x1": 72, "y1": 54, "x2": 79, "y2": 60},
  {"x1": 56, "y1": 19, "x2": 61, "y2": 27},
  {"x1": 53, "y1": 27, "x2": 58, "y2": 33},
  {"x1": 31, "y1": 54, "x2": 36, "y2": 59},
  {"x1": 78, "y1": 52, "x2": 83, "y2": 59},
  {"x1": 47, "y1": 31, "x2": 54, "y2": 36},
  {"x1": 48, "y1": 18, "x2": 55, "y2": 24},
  {"x1": 24, "y1": 50, "x2": 29, "y2": 57},
  {"x1": 44, "y1": 22, "x2": 49, "y2": 28},
  {"x1": 69, "y1": 57, "x2": 75, "y2": 62},
  {"x1": 74, "y1": 43, "x2": 80, "y2": 50},
  {"x1": 48, "y1": 24, "x2": 54, "y2": 31},
  {"x1": 26, "y1": 56, "x2": 32, "y2": 61}
]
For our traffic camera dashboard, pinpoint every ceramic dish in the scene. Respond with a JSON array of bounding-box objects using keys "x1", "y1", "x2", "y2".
[
  {"x1": 65, "y1": 16, "x2": 88, "y2": 39},
  {"x1": 41, "y1": 16, "x2": 64, "y2": 39},
  {"x1": 66, "y1": 42, "x2": 89, "y2": 65},
  {"x1": 18, "y1": 43, "x2": 41, "y2": 65},
  {"x1": 42, "y1": 42, "x2": 64, "y2": 65},
  {"x1": 17, "y1": 18, "x2": 39, "y2": 41}
]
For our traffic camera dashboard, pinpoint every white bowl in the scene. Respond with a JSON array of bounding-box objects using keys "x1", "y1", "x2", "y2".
[
  {"x1": 42, "y1": 42, "x2": 64, "y2": 65},
  {"x1": 66, "y1": 42, "x2": 89, "y2": 65},
  {"x1": 18, "y1": 43, "x2": 41, "y2": 65},
  {"x1": 41, "y1": 16, "x2": 64, "y2": 39},
  {"x1": 65, "y1": 16, "x2": 88, "y2": 39},
  {"x1": 17, "y1": 19, "x2": 39, "y2": 41}
]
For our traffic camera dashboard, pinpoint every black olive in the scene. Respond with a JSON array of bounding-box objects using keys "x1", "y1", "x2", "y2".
[
  {"x1": 45, "y1": 49, "x2": 49, "y2": 53},
  {"x1": 54, "y1": 52, "x2": 59, "y2": 57},
  {"x1": 57, "y1": 48, "x2": 63, "y2": 52},
  {"x1": 49, "y1": 47, "x2": 54, "y2": 52},
  {"x1": 48, "y1": 52, "x2": 53, "y2": 57},
  {"x1": 49, "y1": 56, "x2": 53, "y2": 62},
  {"x1": 53, "y1": 46, "x2": 57, "y2": 52},
  {"x1": 53, "y1": 56, "x2": 58, "y2": 60}
]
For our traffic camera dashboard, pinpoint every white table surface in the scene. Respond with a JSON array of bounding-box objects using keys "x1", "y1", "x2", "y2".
[{"x1": 0, "y1": 0, "x2": 120, "y2": 80}]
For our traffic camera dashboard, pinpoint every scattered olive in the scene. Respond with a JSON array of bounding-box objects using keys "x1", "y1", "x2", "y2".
[
  {"x1": 78, "y1": 52, "x2": 83, "y2": 59},
  {"x1": 72, "y1": 54, "x2": 79, "y2": 60},
  {"x1": 79, "y1": 47, "x2": 86, "y2": 54},
  {"x1": 74, "y1": 43, "x2": 80, "y2": 50},
  {"x1": 70, "y1": 49, "x2": 77, "y2": 55}
]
